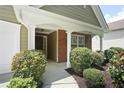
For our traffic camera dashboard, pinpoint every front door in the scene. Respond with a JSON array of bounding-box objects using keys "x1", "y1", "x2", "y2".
[{"x1": 35, "y1": 34, "x2": 47, "y2": 58}]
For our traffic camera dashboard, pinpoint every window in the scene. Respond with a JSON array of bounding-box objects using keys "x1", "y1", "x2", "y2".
[{"x1": 71, "y1": 34, "x2": 85, "y2": 49}]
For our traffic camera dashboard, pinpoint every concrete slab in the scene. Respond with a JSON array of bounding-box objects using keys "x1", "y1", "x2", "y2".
[
  {"x1": 0, "y1": 72, "x2": 12, "y2": 88},
  {"x1": 42, "y1": 61, "x2": 79, "y2": 88},
  {"x1": 0, "y1": 82, "x2": 9, "y2": 88},
  {"x1": 0, "y1": 72, "x2": 12, "y2": 84}
]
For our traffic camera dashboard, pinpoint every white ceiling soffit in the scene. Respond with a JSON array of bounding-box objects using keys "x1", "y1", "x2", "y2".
[
  {"x1": 37, "y1": 24, "x2": 63, "y2": 30},
  {"x1": 35, "y1": 28, "x2": 55, "y2": 34},
  {"x1": 29, "y1": 5, "x2": 45, "y2": 8}
]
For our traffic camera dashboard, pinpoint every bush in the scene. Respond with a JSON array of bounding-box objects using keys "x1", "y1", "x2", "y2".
[
  {"x1": 8, "y1": 77, "x2": 37, "y2": 88},
  {"x1": 12, "y1": 50, "x2": 47, "y2": 85},
  {"x1": 70, "y1": 47, "x2": 92, "y2": 75},
  {"x1": 11, "y1": 51, "x2": 24, "y2": 71},
  {"x1": 110, "y1": 47, "x2": 124, "y2": 53},
  {"x1": 91, "y1": 52, "x2": 104, "y2": 66},
  {"x1": 83, "y1": 68, "x2": 105, "y2": 88},
  {"x1": 109, "y1": 54, "x2": 124, "y2": 87},
  {"x1": 104, "y1": 49, "x2": 116, "y2": 61}
]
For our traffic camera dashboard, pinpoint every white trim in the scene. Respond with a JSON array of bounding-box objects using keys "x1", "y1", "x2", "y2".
[
  {"x1": 14, "y1": 6, "x2": 105, "y2": 36},
  {"x1": 56, "y1": 31, "x2": 59, "y2": 62},
  {"x1": 91, "y1": 6, "x2": 109, "y2": 32},
  {"x1": 15, "y1": 5, "x2": 103, "y2": 30},
  {"x1": 17, "y1": 25, "x2": 21, "y2": 52},
  {"x1": 43, "y1": 36, "x2": 47, "y2": 58}
]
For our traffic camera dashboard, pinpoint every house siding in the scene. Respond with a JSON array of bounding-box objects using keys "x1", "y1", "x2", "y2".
[
  {"x1": 0, "y1": 5, "x2": 19, "y2": 24},
  {"x1": 20, "y1": 24, "x2": 28, "y2": 51},
  {"x1": 41, "y1": 5, "x2": 101, "y2": 27},
  {"x1": 103, "y1": 30, "x2": 124, "y2": 50}
]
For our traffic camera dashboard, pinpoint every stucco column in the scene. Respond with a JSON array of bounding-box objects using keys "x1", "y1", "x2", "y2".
[
  {"x1": 99, "y1": 36, "x2": 103, "y2": 51},
  {"x1": 27, "y1": 25, "x2": 36, "y2": 50},
  {"x1": 66, "y1": 32, "x2": 72, "y2": 68}
]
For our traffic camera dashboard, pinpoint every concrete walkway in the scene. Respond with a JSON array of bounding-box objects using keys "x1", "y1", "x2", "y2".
[
  {"x1": 0, "y1": 72, "x2": 12, "y2": 88},
  {"x1": 0, "y1": 62, "x2": 79, "y2": 88},
  {"x1": 42, "y1": 62, "x2": 79, "y2": 88}
]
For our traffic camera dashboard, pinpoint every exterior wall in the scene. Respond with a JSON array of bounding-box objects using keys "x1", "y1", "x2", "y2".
[
  {"x1": 0, "y1": 20, "x2": 20, "y2": 74},
  {"x1": 58, "y1": 30, "x2": 67, "y2": 62},
  {"x1": 0, "y1": 5, "x2": 19, "y2": 24},
  {"x1": 20, "y1": 24, "x2": 28, "y2": 51},
  {"x1": 103, "y1": 30, "x2": 124, "y2": 50},
  {"x1": 47, "y1": 31, "x2": 57, "y2": 61}
]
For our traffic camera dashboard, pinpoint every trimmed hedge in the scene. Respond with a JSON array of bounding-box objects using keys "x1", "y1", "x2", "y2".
[
  {"x1": 12, "y1": 50, "x2": 47, "y2": 86},
  {"x1": 91, "y1": 51, "x2": 104, "y2": 66},
  {"x1": 83, "y1": 68, "x2": 105, "y2": 88},
  {"x1": 8, "y1": 77, "x2": 37, "y2": 88},
  {"x1": 70, "y1": 47, "x2": 92, "y2": 75},
  {"x1": 11, "y1": 51, "x2": 24, "y2": 71}
]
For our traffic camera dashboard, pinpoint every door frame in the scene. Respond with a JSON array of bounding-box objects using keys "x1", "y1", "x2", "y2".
[
  {"x1": 35, "y1": 34, "x2": 48, "y2": 58},
  {"x1": 43, "y1": 36, "x2": 47, "y2": 58}
]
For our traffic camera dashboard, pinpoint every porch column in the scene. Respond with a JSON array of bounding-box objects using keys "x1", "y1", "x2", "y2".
[
  {"x1": 27, "y1": 25, "x2": 36, "y2": 50},
  {"x1": 99, "y1": 36, "x2": 103, "y2": 51},
  {"x1": 30, "y1": 25, "x2": 36, "y2": 49},
  {"x1": 66, "y1": 32, "x2": 72, "y2": 68}
]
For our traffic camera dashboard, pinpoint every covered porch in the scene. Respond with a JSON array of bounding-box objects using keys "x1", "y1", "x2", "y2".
[{"x1": 13, "y1": 5, "x2": 108, "y2": 68}]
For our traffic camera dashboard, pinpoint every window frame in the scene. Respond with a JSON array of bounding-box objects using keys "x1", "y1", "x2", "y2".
[{"x1": 71, "y1": 34, "x2": 85, "y2": 47}]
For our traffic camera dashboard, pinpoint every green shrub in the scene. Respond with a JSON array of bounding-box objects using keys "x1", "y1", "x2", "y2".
[
  {"x1": 12, "y1": 50, "x2": 47, "y2": 85},
  {"x1": 104, "y1": 49, "x2": 116, "y2": 61},
  {"x1": 83, "y1": 68, "x2": 105, "y2": 88},
  {"x1": 91, "y1": 52, "x2": 104, "y2": 66},
  {"x1": 110, "y1": 47, "x2": 124, "y2": 53},
  {"x1": 70, "y1": 47, "x2": 92, "y2": 75},
  {"x1": 11, "y1": 51, "x2": 24, "y2": 71},
  {"x1": 96, "y1": 51, "x2": 104, "y2": 57},
  {"x1": 109, "y1": 54, "x2": 124, "y2": 87},
  {"x1": 8, "y1": 77, "x2": 37, "y2": 88}
]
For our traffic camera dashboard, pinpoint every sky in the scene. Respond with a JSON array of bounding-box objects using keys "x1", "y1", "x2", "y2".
[{"x1": 100, "y1": 5, "x2": 124, "y2": 23}]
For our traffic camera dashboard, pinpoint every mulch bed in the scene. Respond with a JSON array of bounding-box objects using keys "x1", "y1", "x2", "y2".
[{"x1": 65, "y1": 63, "x2": 113, "y2": 88}]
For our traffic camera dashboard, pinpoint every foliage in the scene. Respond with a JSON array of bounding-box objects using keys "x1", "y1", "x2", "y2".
[
  {"x1": 110, "y1": 47, "x2": 124, "y2": 53},
  {"x1": 91, "y1": 51, "x2": 104, "y2": 66},
  {"x1": 109, "y1": 53, "x2": 124, "y2": 87},
  {"x1": 70, "y1": 47, "x2": 92, "y2": 75},
  {"x1": 83, "y1": 68, "x2": 105, "y2": 88},
  {"x1": 12, "y1": 50, "x2": 47, "y2": 85},
  {"x1": 104, "y1": 49, "x2": 116, "y2": 61},
  {"x1": 11, "y1": 51, "x2": 24, "y2": 71},
  {"x1": 8, "y1": 77, "x2": 37, "y2": 88}
]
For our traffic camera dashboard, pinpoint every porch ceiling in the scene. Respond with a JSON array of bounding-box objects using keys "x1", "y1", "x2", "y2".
[{"x1": 32, "y1": 5, "x2": 101, "y2": 27}]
